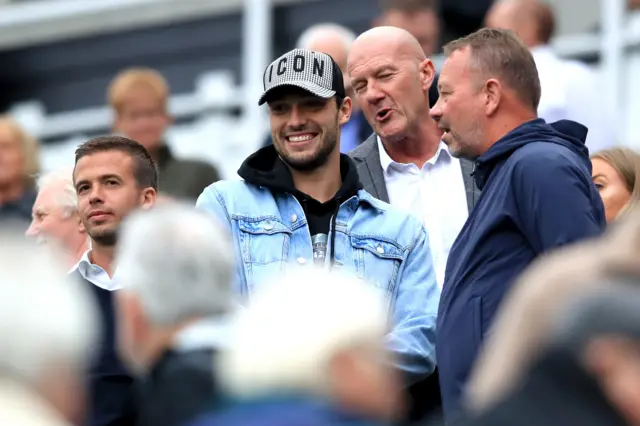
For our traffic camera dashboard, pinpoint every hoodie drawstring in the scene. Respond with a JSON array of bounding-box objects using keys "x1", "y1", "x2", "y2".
[{"x1": 328, "y1": 197, "x2": 341, "y2": 270}]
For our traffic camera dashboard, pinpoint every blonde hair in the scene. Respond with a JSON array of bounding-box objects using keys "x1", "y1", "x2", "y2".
[
  {"x1": 0, "y1": 115, "x2": 40, "y2": 181},
  {"x1": 591, "y1": 147, "x2": 640, "y2": 220},
  {"x1": 107, "y1": 67, "x2": 169, "y2": 112}
]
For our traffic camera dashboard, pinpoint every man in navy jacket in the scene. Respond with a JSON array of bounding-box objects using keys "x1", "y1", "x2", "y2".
[{"x1": 429, "y1": 28, "x2": 606, "y2": 421}]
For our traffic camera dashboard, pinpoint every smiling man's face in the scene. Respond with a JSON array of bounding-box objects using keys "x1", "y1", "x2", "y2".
[{"x1": 267, "y1": 87, "x2": 351, "y2": 171}]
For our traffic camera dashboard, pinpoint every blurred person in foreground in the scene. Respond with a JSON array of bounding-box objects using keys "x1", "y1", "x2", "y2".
[
  {"x1": 373, "y1": 0, "x2": 441, "y2": 108},
  {"x1": 459, "y1": 283, "x2": 640, "y2": 426},
  {"x1": 26, "y1": 167, "x2": 89, "y2": 268},
  {"x1": 465, "y1": 206, "x2": 640, "y2": 417},
  {"x1": 189, "y1": 268, "x2": 404, "y2": 426},
  {"x1": 72, "y1": 135, "x2": 158, "y2": 426},
  {"x1": 113, "y1": 203, "x2": 235, "y2": 426},
  {"x1": 196, "y1": 48, "x2": 440, "y2": 391},
  {"x1": 0, "y1": 115, "x2": 40, "y2": 229},
  {"x1": 0, "y1": 232, "x2": 99, "y2": 426},
  {"x1": 429, "y1": 27, "x2": 606, "y2": 421},
  {"x1": 591, "y1": 147, "x2": 640, "y2": 224},
  {"x1": 108, "y1": 67, "x2": 220, "y2": 200},
  {"x1": 348, "y1": 26, "x2": 479, "y2": 289},
  {"x1": 262, "y1": 23, "x2": 372, "y2": 151},
  {"x1": 485, "y1": 0, "x2": 617, "y2": 153}
]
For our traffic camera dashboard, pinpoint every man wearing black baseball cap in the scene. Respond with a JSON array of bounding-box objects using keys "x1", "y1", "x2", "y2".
[{"x1": 196, "y1": 48, "x2": 440, "y2": 408}]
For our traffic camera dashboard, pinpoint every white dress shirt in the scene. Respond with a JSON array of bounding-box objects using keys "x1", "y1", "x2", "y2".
[
  {"x1": 377, "y1": 137, "x2": 468, "y2": 288},
  {"x1": 69, "y1": 249, "x2": 121, "y2": 291},
  {"x1": 532, "y1": 45, "x2": 617, "y2": 153}
]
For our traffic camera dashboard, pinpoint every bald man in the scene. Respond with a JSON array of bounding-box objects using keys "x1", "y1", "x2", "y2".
[
  {"x1": 348, "y1": 26, "x2": 479, "y2": 290},
  {"x1": 261, "y1": 23, "x2": 372, "y2": 152},
  {"x1": 485, "y1": 0, "x2": 617, "y2": 153}
]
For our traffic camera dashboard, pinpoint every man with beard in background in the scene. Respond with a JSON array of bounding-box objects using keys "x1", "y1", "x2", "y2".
[{"x1": 71, "y1": 135, "x2": 157, "y2": 426}]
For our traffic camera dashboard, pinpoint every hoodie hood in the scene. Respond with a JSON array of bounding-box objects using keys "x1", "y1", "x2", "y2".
[
  {"x1": 237, "y1": 144, "x2": 362, "y2": 200},
  {"x1": 473, "y1": 119, "x2": 590, "y2": 190}
]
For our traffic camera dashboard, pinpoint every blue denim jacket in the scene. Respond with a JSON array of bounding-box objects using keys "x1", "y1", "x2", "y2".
[{"x1": 196, "y1": 180, "x2": 440, "y2": 384}]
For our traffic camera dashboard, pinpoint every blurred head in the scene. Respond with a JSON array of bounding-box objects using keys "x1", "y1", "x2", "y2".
[
  {"x1": 0, "y1": 233, "x2": 99, "y2": 424},
  {"x1": 218, "y1": 269, "x2": 404, "y2": 421},
  {"x1": 484, "y1": 0, "x2": 555, "y2": 49},
  {"x1": 0, "y1": 116, "x2": 40, "y2": 189},
  {"x1": 26, "y1": 168, "x2": 87, "y2": 259},
  {"x1": 466, "y1": 212, "x2": 640, "y2": 414},
  {"x1": 591, "y1": 148, "x2": 640, "y2": 224},
  {"x1": 73, "y1": 136, "x2": 157, "y2": 248},
  {"x1": 348, "y1": 26, "x2": 435, "y2": 145},
  {"x1": 296, "y1": 23, "x2": 357, "y2": 97},
  {"x1": 109, "y1": 68, "x2": 173, "y2": 153},
  {"x1": 430, "y1": 28, "x2": 540, "y2": 159},
  {"x1": 259, "y1": 49, "x2": 351, "y2": 172},
  {"x1": 375, "y1": 0, "x2": 440, "y2": 56},
  {"x1": 114, "y1": 203, "x2": 235, "y2": 373}
]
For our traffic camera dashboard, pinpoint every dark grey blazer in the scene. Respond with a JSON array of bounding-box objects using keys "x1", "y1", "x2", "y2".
[{"x1": 348, "y1": 133, "x2": 481, "y2": 214}]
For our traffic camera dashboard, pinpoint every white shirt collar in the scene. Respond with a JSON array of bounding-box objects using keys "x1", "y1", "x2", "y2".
[
  {"x1": 377, "y1": 135, "x2": 452, "y2": 173},
  {"x1": 68, "y1": 247, "x2": 121, "y2": 291}
]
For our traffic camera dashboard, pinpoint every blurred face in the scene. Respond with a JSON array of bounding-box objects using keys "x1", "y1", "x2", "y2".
[
  {"x1": 379, "y1": 10, "x2": 440, "y2": 56},
  {"x1": 268, "y1": 88, "x2": 351, "y2": 171},
  {"x1": 430, "y1": 48, "x2": 486, "y2": 159},
  {"x1": 114, "y1": 93, "x2": 171, "y2": 152},
  {"x1": 331, "y1": 345, "x2": 405, "y2": 421},
  {"x1": 26, "y1": 182, "x2": 85, "y2": 251},
  {"x1": 0, "y1": 125, "x2": 24, "y2": 187},
  {"x1": 592, "y1": 158, "x2": 632, "y2": 223},
  {"x1": 349, "y1": 45, "x2": 434, "y2": 144},
  {"x1": 74, "y1": 151, "x2": 156, "y2": 247}
]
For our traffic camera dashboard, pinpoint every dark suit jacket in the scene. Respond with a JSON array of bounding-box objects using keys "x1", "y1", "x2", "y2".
[
  {"x1": 136, "y1": 348, "x2": 218, "y2": 426},
  {"x1": 348, "y1": 133, "x2": 480, "y2": 425},
  {"x1": 348, "y1": 133, "x2": 480, "y2": 214}
]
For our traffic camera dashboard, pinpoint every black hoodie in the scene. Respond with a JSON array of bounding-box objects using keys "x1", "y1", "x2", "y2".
[{"x1": 237, "y1": 145, "x2": 363, "y2": 266}]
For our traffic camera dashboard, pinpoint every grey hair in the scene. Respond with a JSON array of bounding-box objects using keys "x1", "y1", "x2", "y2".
[
  {"x1": 217, "y1": 268, "x2": 390, "y2": 399},
  {"x1": 0, "y1": 231, "x2": 99, "y2": 386},
  {"x1": 296, "y1": 23, "x2": 357, "y2": 52},
  {"x1": 114, "y1": 203, "x2": 235, "y2": 326},
  {"x1": 36, "y1": 167, "x2": 78, "y2": 217}
]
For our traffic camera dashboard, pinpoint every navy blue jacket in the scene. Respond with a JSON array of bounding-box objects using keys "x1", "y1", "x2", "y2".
[
  {"x1": 436, "y1": 119, "x2": 606, "y2": 420},
  {"x1": 73, "y1": 271, "x2": 137, "y2": 426}
]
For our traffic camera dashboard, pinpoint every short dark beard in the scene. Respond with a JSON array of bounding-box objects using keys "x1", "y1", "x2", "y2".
[
  {"x1": 279, "y1": 120, "x2": 340, "y2": 172},
  {"x1": 90, "y1": 229, "x2": 118, "y2": 247}
]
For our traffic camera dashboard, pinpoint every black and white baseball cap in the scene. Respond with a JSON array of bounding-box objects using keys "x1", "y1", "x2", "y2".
[{"x1": 258, "y1": 48, "x2": 346, "y2": 106}]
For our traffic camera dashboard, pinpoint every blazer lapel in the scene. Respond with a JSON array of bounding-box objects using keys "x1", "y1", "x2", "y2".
[{"x1": 348, "y1": 133, "x2": 390, "y2": 203}]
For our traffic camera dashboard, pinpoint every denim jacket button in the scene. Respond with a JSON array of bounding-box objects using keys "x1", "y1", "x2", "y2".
[
  {"x1": 296, "y1": 257, "x2": 307, "y2": 265},
  {"x1": 264, "y1": 221, "x2": 273, "y2": 231},
  {"x1": 290, "y1": 214, "x2": 298, "y2": 223},
  {"x1": 376, "y1": 244, "x2": 384, "y2": 254}
]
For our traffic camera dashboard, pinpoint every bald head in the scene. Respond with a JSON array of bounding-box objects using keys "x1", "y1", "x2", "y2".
[
  {"x1": 297, "y1": 23, "x2": 355, "y2": 73},
  {"x1": 347, "y1": 26, "x2": 435, "y2": 145},
  {"x1": 348, "y1": 26, "x2": 425, "y2": 72},
  {"x1": 484, "y1": 0, "x2": 555, "y2": 48}
]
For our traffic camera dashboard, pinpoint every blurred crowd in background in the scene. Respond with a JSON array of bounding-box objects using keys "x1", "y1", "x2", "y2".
[{"x1": 3, "y1": 0, "x2": 640, "y2": 426}]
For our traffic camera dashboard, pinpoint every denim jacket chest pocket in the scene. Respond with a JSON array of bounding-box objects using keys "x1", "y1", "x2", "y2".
[
  {"x1": 350, "y1": 236, "x2": 404, "y2": 296},
  {"x1": 237, "y1": 218, "x2": 291, "y2": 291}
]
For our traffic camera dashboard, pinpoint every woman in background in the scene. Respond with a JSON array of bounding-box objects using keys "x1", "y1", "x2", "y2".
[{"x1": 591, "y1": 147, "x2": 640, "y2": 223}]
